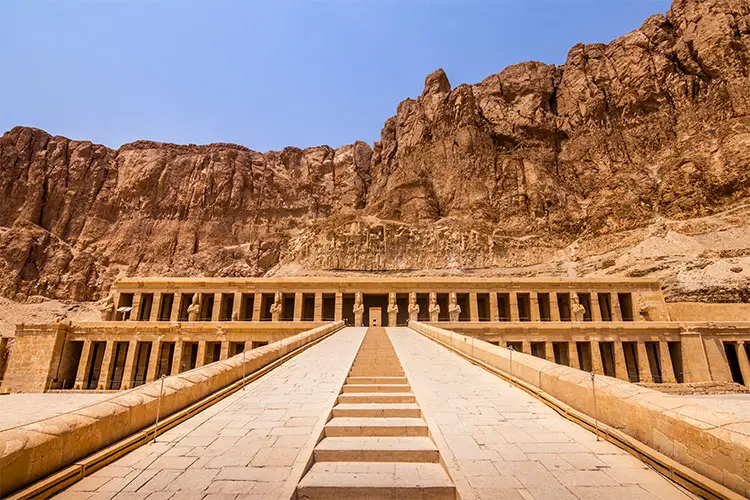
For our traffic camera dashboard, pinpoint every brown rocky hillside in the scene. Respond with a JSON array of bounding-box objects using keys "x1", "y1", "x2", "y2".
[{"x1": 1, "y1": 0, "x2": 749, "y2": 304}]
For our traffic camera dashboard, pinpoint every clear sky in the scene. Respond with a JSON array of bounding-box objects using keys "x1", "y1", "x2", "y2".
[{"x1": 1, "y1": 1, "x2": 671, "y2": 152}]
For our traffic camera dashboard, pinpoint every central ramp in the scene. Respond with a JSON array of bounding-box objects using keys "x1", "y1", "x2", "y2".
[{"x1": 296, "y1": 327, "x2": 457, "y2": 499}]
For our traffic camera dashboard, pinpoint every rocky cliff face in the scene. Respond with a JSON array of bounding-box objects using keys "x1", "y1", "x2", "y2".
[{"x1": 1, "y1": 0, "x2": 749, "y2": 303}]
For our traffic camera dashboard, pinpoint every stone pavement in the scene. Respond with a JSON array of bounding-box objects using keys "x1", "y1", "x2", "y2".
[
  {"x1": 53, "y1": 327, "x2": 367, "y2": 500},
  {"x1": 0, "y1": 393, "x2": 112, "y2": 430},
  {"x1": 387, "y1": 327, "x2": 695, "y2": 500}
]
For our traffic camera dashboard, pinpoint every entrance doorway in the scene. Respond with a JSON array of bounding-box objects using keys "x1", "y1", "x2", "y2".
[
  {"x1": 363, "y1": 294, "x2": 389, "y2": 326},
  {"x1": 369, "y1": 308, "x2": 382, "y2": 326}
]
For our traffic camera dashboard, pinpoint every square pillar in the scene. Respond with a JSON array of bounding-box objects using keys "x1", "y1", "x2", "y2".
[
  {"x1": 521, "y1": 340, "x2": 531, "y2": 355},
  {"x1": 569, "y1": 342, "x2": 581, "y2": 371},
  {"x1": 659, "y1": 341, "x2": 677, "y2": 383},
  {"x1": 489, "y1": 292, "x2": 499, "y2": 322},
  {"x1": 335, "y1": 292, "x2": 343, "y2": 321},
  {"x1": 150, "y1": 293, "x2": 162, "y2": 322},
  {"x1": 612, "y1": 293, "x2": 623, "y2": 321},
  {"x1": 637, "y1": 342, "x2": 653, "y2": 383},
  {"x1": 550, "y1": 292, "x2": 561, "y2": 321},
  {"x1": 169, "y1": 293, "x2": 180, "y2": 322},
  {"x1": 294, "y1": 292, "x2": 303, "y2": 321},
  {"x1": 530, "y1": 293, "x2": 541, "y2": 322},
  {"x1": 171, "y1": 341, "x2": 184, "y2": 376},
  {"x1": 252, "y1": 293, "x2": 262, "y2": 322},
  {"x1": 314, "y1": 292, "x2": 323, "y2": 322},
  {"x1": 74, "y1": 341, "x2": 93, "y2": 389},
  {"x1": 544, "y1": 342, "x2": 554, "y2": 362},
  {"x1": 145, "y1": 341, "x2": 161, "y2": 382},
  {"x1": 195, "y1": 341, "x2": 207, "y2": 368},
  {"x1": 469, "y1": 293, "x2": 479, "y2": 322},
  {"x1": 737, "y1": 342, "x2": 750, "y2": 387},
  {"x1": 680, "y1": 331, "x2": 711, "y2": 382},
  {"x1": 130, "y1": 293, "x2": 142, "y2": 322},
  {"x1": 591, "y1": 341, "x2": 605, "y2": 375},
  {"x1": 233, "y1": 292, "x2": 243, "y2": 320},
  {"x1": 211, "y1": 293, "x2": 221, "y2": 322},
  {"x1": 98, "y1": 341, "x2": 115, "y2": 390},
  {"x1": 120, "y1": 340, "x2": 139, "y2": 389},
  {"x1": 590, "y1": 293, "x2": 602, "y2": 321},
  {"x1": 509, "y1": 293, "x2": 519, "y2": 322},
  {"x1": 614, "y1": 342, "x2": 629, "y2": 381},
  {"x1": 220, "y1": 341, "x2": 230, "y2": 360}
]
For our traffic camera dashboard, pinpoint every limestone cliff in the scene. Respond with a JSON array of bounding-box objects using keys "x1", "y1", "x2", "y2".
[{"x1": 1, "y1": 0, "x2": 749, "y2": 303}]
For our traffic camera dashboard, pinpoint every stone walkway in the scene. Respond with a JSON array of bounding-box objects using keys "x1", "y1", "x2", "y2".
[
  {"x1": 53, "y1": 327, "x2": 367, "y2": 500},
  {"x1": 0, "y1": 393, "x2": 112, "y2": 430},
  {"x1": 387, "y1": 327, "x2": 695, "y2": 500}
]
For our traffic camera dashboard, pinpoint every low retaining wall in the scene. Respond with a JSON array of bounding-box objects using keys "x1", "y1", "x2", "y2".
[
  {"x1": 409, "y1": 321, "x2": 749, "y2": 498},
  {"x1": 0, "y1": 321, "x2": 344, "y2": 496}
]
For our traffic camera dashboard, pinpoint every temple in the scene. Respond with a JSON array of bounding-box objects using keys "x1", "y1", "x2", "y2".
[{"x1": 2, "y1": 276, "x2": 749, "y2": 394}]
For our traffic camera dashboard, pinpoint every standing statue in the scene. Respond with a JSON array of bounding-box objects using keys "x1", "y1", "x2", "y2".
[
  {"x1": 407, "y1": 292, "x2": 420, "y2": 321},
  {"x1": 187, "y1": 294, "x2": 201, "y2": 322},
  {"x1": 571, "y1": 293, "x2": 586, "y2": 322},
  {"x1": 448, "y1": 292, "x2": 462, "y2": 322},
  {"x1": 428, "y1": 292, "x2": 440, "y2": 322},
  {"x1": 270, "y1": 291, "x2": 283, "y2": 322},
  {"x1": 353, "y1": 292, "x2": 365, "y2": 327},
  {"x1": 98, "y1": 293, "x2": 115, "y2": 321},
  {"x1": 637, "y1": 295, "x2": 651, "y2": 321},
  {"x1": 387, "y1": 292, "x2": 399, "y2": 326}
]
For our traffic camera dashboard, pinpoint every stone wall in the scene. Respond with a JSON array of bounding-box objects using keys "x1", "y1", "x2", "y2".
[
  {"x1": 409, "y1": 321, "x2": 750, "y2": 497},
  {"x1": 1, "y1": 325, "x2": 66, "y2": 393},
  {"x1": 0, "y1": 321, "x2": 344, "y2": 496},
  {"x1": 667, "y1": 302, "x2": 750, "y2": 322}
]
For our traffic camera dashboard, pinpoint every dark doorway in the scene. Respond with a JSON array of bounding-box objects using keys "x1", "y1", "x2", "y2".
[
  {"x1": 552, "y1": 342, "x2": 570, "y2": 366},
  {"x1": 416, "y1": 293, "x2": 429, "y2": 321},
  {"x1": 668, "y1": 341, "x2": 684, "y2": 383},
  {"x1": 229, "y1": 342, "x2": 245, "y2": 357},
  {"x1": 724, "y1": 342, "x2": 745, "y2": 385},
  {"x1": 599, "y1": 342, "x2": 616, "y2": 378},
  {"x1": 180, "y1": 342, "x2": 198, "y2": 372},
  {"x1": 622, "y1": 342, "x2": 639, "y2": 383},
  {"x1": 578, "y1": 293, "x2": 592, "y2": 321},
  {"x1": 158, "y1": 293, "x2": 174, "y2": 321},
  {"x1": 139, "y1": 294, "x2": 154, "y2": 321},
  {"x1": 598, "y1": 293, "x2": 612, "y2": 321},
  {"x1": 322, "y1": 294, "x2": 336, "y2": 321},
  {"x1": 178, "y1": 293, "x2": 193, "y2": 321},
  {"x1": 396, "y1": 294, "x2": 409, "y2": 325},
  {"x1": 506, "y1": 341, "x2": 522, "y2": 352},
  {"x1": 132, "y1": 342, "x2": 152, "y2": 387},
  {"x1": 476, "y1": 293, "x2": 490, "y2": 322},
  {"x1": 557, "y1": 293, "x2": 571, "y2": 322},
  {"x1": 116, "y1": 293, "x2": 134, "y2": 321},
  {"x1": 260, "y1": 293, "x2": 275, "y2": 321},
  {"x1": 157, "y1": 342, "x2": 175, "y2": 378},
  {"x1": 219, "y1": 294, "x2": 234, "y2": 321},
  {"x1": 200, "y1": 294, "x2": 214, "y2": 321},
  {"x1": 646, "y1": 342, "x2": 663, "y2": 383},
  {"x1": 86, "y1": 341, "x2": 107, "y2": 390},
  {"x1": 108, "y1": 341, "x2": 130, "y2": 390},
  {"x1": 576, "y1": 342, "x2": 593, "y2": 372},
  {"x1": 538, "y1": 293, "x2": 551, "y2": 321},
  {"x1": 342, "y1": 294, "x2": 355, "y2": 325},
  {"x1": 363, "y1": 294, "x2": 389, "y2": 326},
  {"x1": 240, "y1": 293, "x2": 255, "y2": 320},
  {"x1": 497, "y1": 293, "x2": 511, "y2": 321},
  {"x1": 457, "y1": 293, "x2": 470, "y2": 321},
  {"x1": 530, "y1": 342, "x2": 546, "y2": 359},
  {"x1": 517, "y1": 293, "x2": 531, "y2": 322},
  {"x1": 437, "y1": 293, "x2": 449, "y2": 321},
  {"x1": 282, "y1": 293, "x2": 295, "y2": 321},
  {"x1": 303, "y1": 294, "x2": 316, "y2": 321},
  {"x1": 618, "y1": 293, "x2": 634, "y2": 321}
]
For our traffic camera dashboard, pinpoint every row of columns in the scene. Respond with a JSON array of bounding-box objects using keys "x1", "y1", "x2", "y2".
[
  {"x1": 123, "y1": 290, "x2": 630, "y2": 323},
  {"x1": 508, "y1": 339, "x2": 678, "y2": 383}
]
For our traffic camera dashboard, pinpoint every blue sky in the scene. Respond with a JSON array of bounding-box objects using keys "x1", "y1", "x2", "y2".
[{"x1": 1, "y1": 1, "x2": 671, "y2": 151}]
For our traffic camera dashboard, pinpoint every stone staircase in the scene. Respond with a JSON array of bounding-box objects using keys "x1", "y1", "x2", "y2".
[{"x1": 296, "y1": 327, "x2": 457, "y2": 499}]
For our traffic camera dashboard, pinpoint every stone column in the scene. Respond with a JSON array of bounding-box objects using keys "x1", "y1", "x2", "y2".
[
  {"x1": 120, "y1": 340, "x2": 139, "y2": 389},
  {"x1": 590, "y1": 293, "x2": 602, "y2": 321},
  {"x1": 637, "y1": 342, "x2": 653, "y2": 382},
  {"x1": 220, "y1": 341, "x2": 230, "y2": 361},
  {"x1": 211, "y1": 293, "x2": 221, "y2": 322},
  {"x1": 737, "y1": 342, "x2": 750, "y2": 387},
  {"x1": 614, "y1": 342, "x2": 629, "y2": 381},
  {"x1": 489, "y1": 292, "x2": 499, "y2": 322},
  {"x1": 74, "y1": 341, "x2": 92, "y2": 389},
  {"x1": 569, "y1": 342, "x2": 581, "y2": 370},
  {"x1": 521, "y1": 340, "x2": 531, "y2": 355},
  {"x1": 680, "y1": 330, "x2": 711, "y2": 383},
  {"x1": 130, "y1": 293, "x2": 142, "y2": 321},
  {"x1": 171, "y1": 341, "x2": 184, "y2": 376},
  {"x1": 145, "y1": 341, "x2": 161, "y2": 382},
  {"x1": 550, "y1": 293, "x2": 561, "y2": 321},
  {"x1": 294, "y1": 292, "x2": 303, "y2": 322},
  {"x1": 169, "y1": 294, "x2": 180, "y2": 322},
  {"x1": 195, "y1": 341, "x2": 207, "y2": 368},
  {"x1": 612, "y1": 293, "x2": 623, "y2": 321},
  {"x1": 233, "y1": 292, "x2": 243, "y2": 320},
  {"x1": 252, "y1": 293, "x2": 262, "y2": 322},
  {"x1": 530, "y1": 293, "x2": 541, "y2": 322},
  {"x1": 98, "y1": 341, "x2": 116, "y2": 390},
  {"x1": 591, "y1": 341, "x2": 605, "y2": 375},
  {"x1": 150, "y1": 293, "x2": 162, "y2": 321},
  {"x1": 509, "y1": 293, "x2": 520, "y2": 322},
  {"x1": 469, "y1": 293, "x2": 479, "y2": 322},
  {"x1": 659, "y1": 341, "x2": 677, "y2": 383},
  {"x1": 545, "y1": 342, "x2": 554, "y2": 362},
  {"x1": 335, "y1": 292, "x2": 343, "y2": 321},
  {"x1": 314, "y1": 292, "x2": 323, "y2": 322}
]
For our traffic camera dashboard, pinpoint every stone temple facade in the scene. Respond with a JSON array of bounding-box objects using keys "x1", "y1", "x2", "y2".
[{"x1": 2, "y1": 276, "x2": 749, "y2": 394}]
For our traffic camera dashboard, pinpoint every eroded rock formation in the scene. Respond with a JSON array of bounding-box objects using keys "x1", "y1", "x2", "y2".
[{"x1": 1, "y1": 0, "x2": 749, "y2": 302}]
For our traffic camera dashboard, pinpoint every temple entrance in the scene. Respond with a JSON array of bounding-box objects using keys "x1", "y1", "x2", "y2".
[
  {"x1": 369, "y1": 308, "x2": 382, "y2": 326},
  {"x1": 396, "y1": 294, "x2": 409, "y2": 325},
  {"x1": 363, "y1": 294, "x2": 389, "y2": 326}
]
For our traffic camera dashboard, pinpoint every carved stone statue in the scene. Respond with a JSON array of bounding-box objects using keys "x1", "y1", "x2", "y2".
[
  {"x1": 98, "y1": 293, "x2": 115, "y2": 321},
  {"x1": 187, "y1": 294, "x2": 201, "y2": 322},
  {"x1": 428, "y1": 292, "x2": 440, "y2": 322},
  {"x1": 448, "y1": 292, "x2": 462, "y2": 322},
  {"x1": 407, "y1": 292, "x2": 420, "y2": 321},
  {"x1": 270, "y1": 291, "x2": 283, "y2": 322},
  {"x1": 571, "y1": 293, "x2": 586, "y2": 322},
  {"x1": 387, "y1": 292, "x2": 398, "y2": 326},
  {"x1": 231, "y1": 310, "x2": 239, "y2": 321},
  {"x1": 638, "y1": 294, "x2": 651, "y2": 321},
  {"x1": 353, "y1": 292, "x2": 365, "y2": 327}
]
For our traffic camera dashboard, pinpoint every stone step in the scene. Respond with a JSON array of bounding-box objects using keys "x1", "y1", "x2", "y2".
[
  {"x1": 314, "y1": 437, "x2": 440, "y2": 463},
  {"x1": 348, "y1": 371, "x2": 405, "y2": 377},
  {"x1": 325, "y1": 417, "x2": 429, "y2": 437},
  {"x1": 338, "y1": 392, "x2": 416, "y2": 404},
  {"x1": 342, "y1": 384, "x2": 411, "y2": 393},
  {"x1": 296, "y1": 462, "x2": 456, "y2": 500},
  {"x1": 346, "y1": 376, "x2": 408, "y2": 385},
  {"x1": 333, "y1": 403, "x2": 422, "y2": 418}
]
